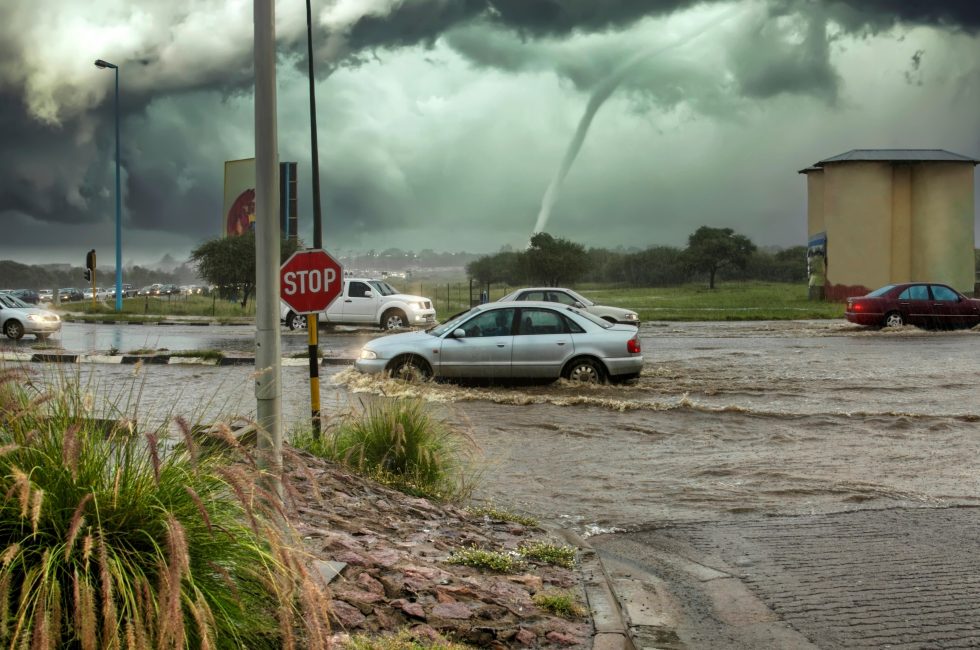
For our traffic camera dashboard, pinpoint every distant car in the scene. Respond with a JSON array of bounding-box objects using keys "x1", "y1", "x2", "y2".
[
  {"x1": 0, "y1": 293, "x2": 61, "y2": 340},
  {"x1": 10, "y1": 289, "x2": 39, "y2": 305},
  {"x1": 845, "y1": 283, "x2": 980, "y2": 329},
  {"x1": 38, "y1": 289, "x2": 53, "y2": 303},
  {"x1": 498, "y1": 287, "x2": 640, "y2": 325},
  {"x1": 59, "y1": 288, "x2": 84, "y2": 302},
  {"x1": 354, "y1": 301, "x2": 643, "y2": 383}
]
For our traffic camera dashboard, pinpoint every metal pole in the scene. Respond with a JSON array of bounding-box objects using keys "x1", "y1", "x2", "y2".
[
  {"x1": 305, "y1": 0, "x2": 323, "y2": 437},
  {"x1": 254, "y1": 0, "x2": 282, "y2": 483},
  {"x1": 113, "y1": 67, "x2": 123, "y2": 312}
]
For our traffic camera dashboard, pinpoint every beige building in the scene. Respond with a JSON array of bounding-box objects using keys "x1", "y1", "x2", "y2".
[{"x1": 800, "y1": 149, "x2": 978, "y2": 300}]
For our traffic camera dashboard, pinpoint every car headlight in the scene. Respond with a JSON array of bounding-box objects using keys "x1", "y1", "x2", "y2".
[
  {"x1": 411, "y1": 301, "x2": 426, "y2": 310},
  {"x1": 625, "y1": 313, "x2": 638, "y2": 320},
  {"x1": 359, "y1": 349, "x2": 378, "y2": 360},
  {"x1": 27, "y1": 315, "x2": 41, "y2": 322}
]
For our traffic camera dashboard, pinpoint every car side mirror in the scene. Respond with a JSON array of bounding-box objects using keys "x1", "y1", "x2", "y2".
[
  {"x1": 363, "y1": 290, "x2": 373, "y2": 298},
  {"x1": 574, "y1": 301, "x2": 585, "y2": 308},
  {"x1": 453, "y1": 328, "x2": 467, "y2": 338}
]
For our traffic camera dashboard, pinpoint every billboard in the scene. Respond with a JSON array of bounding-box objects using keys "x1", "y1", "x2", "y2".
[{"x1": 223, "y1": 158, "x2": 298, "y2": 240}]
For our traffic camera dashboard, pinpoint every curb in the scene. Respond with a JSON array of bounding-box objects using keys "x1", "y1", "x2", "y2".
[
  {"x1": 61, "y1": 318, "x2": 252, "y2": 327},
  {"x1": 0, "y1": 352, "x2": 355, "y2": 368},
  {"x1": 553, "y1": 527, "x2": 636, "y2": 650}
]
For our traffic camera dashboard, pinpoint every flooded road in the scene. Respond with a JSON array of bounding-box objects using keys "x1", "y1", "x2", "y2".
[
  {"x1": 338, "y1": 320, "x2": 980, "y2": 532},
  {"x1": 8, "y1": 320, "x2": 980, "y2": 535}
]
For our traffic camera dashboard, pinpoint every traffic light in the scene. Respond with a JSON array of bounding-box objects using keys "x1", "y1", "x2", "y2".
[
  {"x1": 85, "y1": 249, "x2": 96, "y2": 273},
  {"x1": 84, "y1": 269, "x2": 92, "y2": 282}
]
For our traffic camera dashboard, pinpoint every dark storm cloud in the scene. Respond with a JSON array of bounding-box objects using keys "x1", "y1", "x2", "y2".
[
  {"x1": 818, "y1": 0, "x2": 980, "y2": 32},
  {"x1": 2, "y1": 0, "x2": 979, "y2": 260}
]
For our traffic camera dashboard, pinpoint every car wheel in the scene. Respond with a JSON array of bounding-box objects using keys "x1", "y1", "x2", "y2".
[
  {"x1": 883, "y1": 311, "x2": 905, "y2": 328},
  {"x1": 286, "y1": 311, "x2": 307, "y2": 330},
  {"x1": 563, "y1": 358, "x2": 605, "y2": 384},
  {"x1": 3, "y1": 320, "x2": 24, "y2": 341},
  {"x1": 382, "y1": 309, "x2": 407, "y2": 330},
  {"x1": 388, "y1": 355, "x2": 431, "y2": 382}
]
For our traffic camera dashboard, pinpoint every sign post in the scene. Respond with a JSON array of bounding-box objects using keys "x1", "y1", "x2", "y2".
[{"x1": 280, "y1": 249, "x2": 344, "y2": 435}]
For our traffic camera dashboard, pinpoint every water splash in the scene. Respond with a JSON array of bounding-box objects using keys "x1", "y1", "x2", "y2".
[{"x1": 532, "y1": 5, "x2": 744, "y2": 235}]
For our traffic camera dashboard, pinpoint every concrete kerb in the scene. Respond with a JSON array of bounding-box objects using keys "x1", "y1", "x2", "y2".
[
  {"x1": 0, "y1": 352, "x2": 355, "y2": 367},
  {"x1": 552, "y1": 526, "x2": 636, "y2": 650}
]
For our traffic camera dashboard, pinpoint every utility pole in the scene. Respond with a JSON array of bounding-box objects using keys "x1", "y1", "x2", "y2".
[
  {"x1": 305, "y1": 0, "x2": 324, "y2": 437},
  {"x1": 254, "y1": 0, "x2": 282, "y2": 487}
]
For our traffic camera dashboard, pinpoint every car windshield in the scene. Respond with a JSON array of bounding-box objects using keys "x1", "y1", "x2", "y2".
[
  {"x1": 368, "y1": 281, "x2": 397, "y2": 296},
  {"x1": 564, "y1": 289, "x2": 594, "y2": 307},
  {"x1": 429, "y1": 308, "x2": 478, "y2": 336},
  {"x1": 566, "y1": 306, "x2": 612, "y2": 328},
  {"x1": 0, "y1": 294, "x2": 30, "y2": 309},
  {"x1": 867, "y1": 285, "x2": 896, "y2": 297}
]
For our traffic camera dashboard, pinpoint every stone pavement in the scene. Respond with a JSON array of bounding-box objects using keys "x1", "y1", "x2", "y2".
[{"x1": 592, "y1": 507, "x2": 980, "y2": 649}]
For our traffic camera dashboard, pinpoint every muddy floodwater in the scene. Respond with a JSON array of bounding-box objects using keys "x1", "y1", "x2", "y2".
[
  {"x1": 339, "y1": 320, "x2": 980, "y2": 533},
  {"x1": 14, "y1": 320, "x2": 980, "y2": 535}
]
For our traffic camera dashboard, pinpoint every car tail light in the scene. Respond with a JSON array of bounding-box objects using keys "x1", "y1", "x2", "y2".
[
  {"x1": 627, "y1": 337, "x2": 641, "y2": 354},
  {"x1": 853, "y1": 302, "x2": 863, "y2": 311}
]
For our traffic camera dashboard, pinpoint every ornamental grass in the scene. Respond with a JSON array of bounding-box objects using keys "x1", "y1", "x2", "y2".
[
  {"x1": 295, "y1": 398, "x2": 478, "y2": 503},
  {"x1": 0, "y1": 367, "x2": 330, "y2": 649}
]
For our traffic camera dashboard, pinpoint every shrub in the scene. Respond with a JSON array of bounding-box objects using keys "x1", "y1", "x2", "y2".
[
  {"x1": 518, "y1": 541, "x2": 577, "y2": 569},
  {"x1": 0, "y1": 368, "x2": 330, "y2": 649},
  {"x1": 466, "y1": 505, "x2": 538, "y2": 527},
  {"x1": 532, "y1": 591, "x2": 586, "y2": 618},
  {"x1": 294, "y1": 398, "x2": 477, "y2": 502},
  {"x1": 446, "y1": 548, "x2": 524, "y2": 573}
]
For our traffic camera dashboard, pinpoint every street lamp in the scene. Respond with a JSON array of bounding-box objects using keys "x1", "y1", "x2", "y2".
[{"x1": 94, "y1": 58, "x2": 123, "y2": 312}]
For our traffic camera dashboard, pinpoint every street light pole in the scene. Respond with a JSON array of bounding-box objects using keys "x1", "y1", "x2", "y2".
[{"x1": 94, "y1": 59, "x2": 123, "y2": 312}]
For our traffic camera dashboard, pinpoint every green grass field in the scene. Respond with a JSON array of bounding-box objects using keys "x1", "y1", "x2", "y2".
[
  {"x1": 578, "y1": 282, "x2": 844, "y2": 321},
  {"x1": 54, "y1": 282, "x2": 844, "y2": 322}
]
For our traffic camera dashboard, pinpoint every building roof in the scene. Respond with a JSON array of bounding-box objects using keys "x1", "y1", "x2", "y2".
[{"x1": 799, "y1": 149, "x2": 979, "y2": 173}]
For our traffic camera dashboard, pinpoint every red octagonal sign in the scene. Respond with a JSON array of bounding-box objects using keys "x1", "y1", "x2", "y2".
[{"x1": 280, "y1": 249, "x2": 344, "y2": 314}]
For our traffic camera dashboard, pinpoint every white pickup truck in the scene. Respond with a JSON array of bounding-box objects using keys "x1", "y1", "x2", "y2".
[{"x1": 280, "y1": 278, "x2": 437, "y2": 330}]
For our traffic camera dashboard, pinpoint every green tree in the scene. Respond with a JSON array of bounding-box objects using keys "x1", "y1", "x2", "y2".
[
  {"x1": 190, "y1": 232, "x2": 298, "y2": 308},
  {"x1": 683, "y1": 226, "x2": 756, "y2": 289},
  {"x1": 525, "y1": 232, "x2": 588, "y2": 286}
]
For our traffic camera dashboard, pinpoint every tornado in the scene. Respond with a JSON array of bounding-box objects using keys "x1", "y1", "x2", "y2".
[{"x1": 533, "y1": 5, "x2": 744, "y2": 235}]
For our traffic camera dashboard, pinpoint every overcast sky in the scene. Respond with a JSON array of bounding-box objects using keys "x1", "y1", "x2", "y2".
[{"x1": 1, "y1": 0, "x2": 978, "y2": 266}]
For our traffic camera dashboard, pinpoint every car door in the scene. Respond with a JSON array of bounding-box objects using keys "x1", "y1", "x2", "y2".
[
  {"x1": 929, "y1": 284, "x2": 969, "y2": 327},
  {"x1": 438, "y1": 308, "x2": 515, "y2": 379},
  {"x1": 895, "y1": 284, "x2": 931, "y2": 326},
  {"x1": 511, "y1": 307, "x2": 574, "y2": 378},
  {"x1": 339, "y1": 281, "x2": 377, "y2": 323}
]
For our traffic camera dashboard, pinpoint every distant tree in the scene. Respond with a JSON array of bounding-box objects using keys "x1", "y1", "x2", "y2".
[
  {"x1": 683, "y1": 226, "x2": 756, "y2": 289},
  {"x1": 190, "y1": 232, "x2": 297, "y2": 309},
  {"x1": 525, "y1": 232, "x2": 588, "y2": 286}
]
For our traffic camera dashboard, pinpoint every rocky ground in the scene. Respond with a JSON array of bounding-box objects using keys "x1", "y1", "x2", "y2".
[{"x1": 282, "y1": 447, "x2": 592, "y2": 648}]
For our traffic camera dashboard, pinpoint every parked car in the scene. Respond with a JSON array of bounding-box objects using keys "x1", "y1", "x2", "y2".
[
  {"x1": 498, "y1": 287, "x2": 640, "y2": 325},
  {"x1": 10, "y1": 289, "x2": 39, "y2": 305},
  {"x1": 354, "y1": 301, "x2": 642, "y2": 383},
  {"x1": 0, "y1": 293, "x2": 62, "y2": 340},
  {"x1": 845, "y1": 283, "x2": 980, "y2": 329},
  {"x1": 38, "y1": 289, "x2": 53, "y2": 303},
  {"x1": 59, "y1": 288, "x2": 84, "y2": 302},
  {"x1": 280, "y1": 278, "x2": 436, "y2": 331}
]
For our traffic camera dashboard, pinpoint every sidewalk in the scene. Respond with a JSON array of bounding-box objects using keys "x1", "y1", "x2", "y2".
[{"x1": 0, "y1": 350, "x2": 354, "y2": 367}]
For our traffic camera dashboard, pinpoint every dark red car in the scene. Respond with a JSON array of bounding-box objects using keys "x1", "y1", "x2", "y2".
[{"x1": 845, "y1": 283, "x2": 980, "y2": 329}]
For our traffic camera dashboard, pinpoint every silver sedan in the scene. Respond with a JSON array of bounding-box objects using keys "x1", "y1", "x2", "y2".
[
  {"x1": 498, "y1": 287, "x2": 640, "y2": 324},
  {"x1": 355, "y1": 301, "x2": 643, "y2": 383}
]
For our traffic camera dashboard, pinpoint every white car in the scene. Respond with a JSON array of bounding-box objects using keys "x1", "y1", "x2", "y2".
[
  {"x1": 498, "y1": 287, "x2": 640, "y2": 325},
  {"x1": 0, "y1": 293, "x2": 61, "y2": 340},
  {"x1": 281, "y1": 278, "x2": 436, "y2": 331}
]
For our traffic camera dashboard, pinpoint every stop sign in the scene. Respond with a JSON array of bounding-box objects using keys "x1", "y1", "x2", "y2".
[{"x1": 280, "y1": 249, "x2": 344, "y2": 314}]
